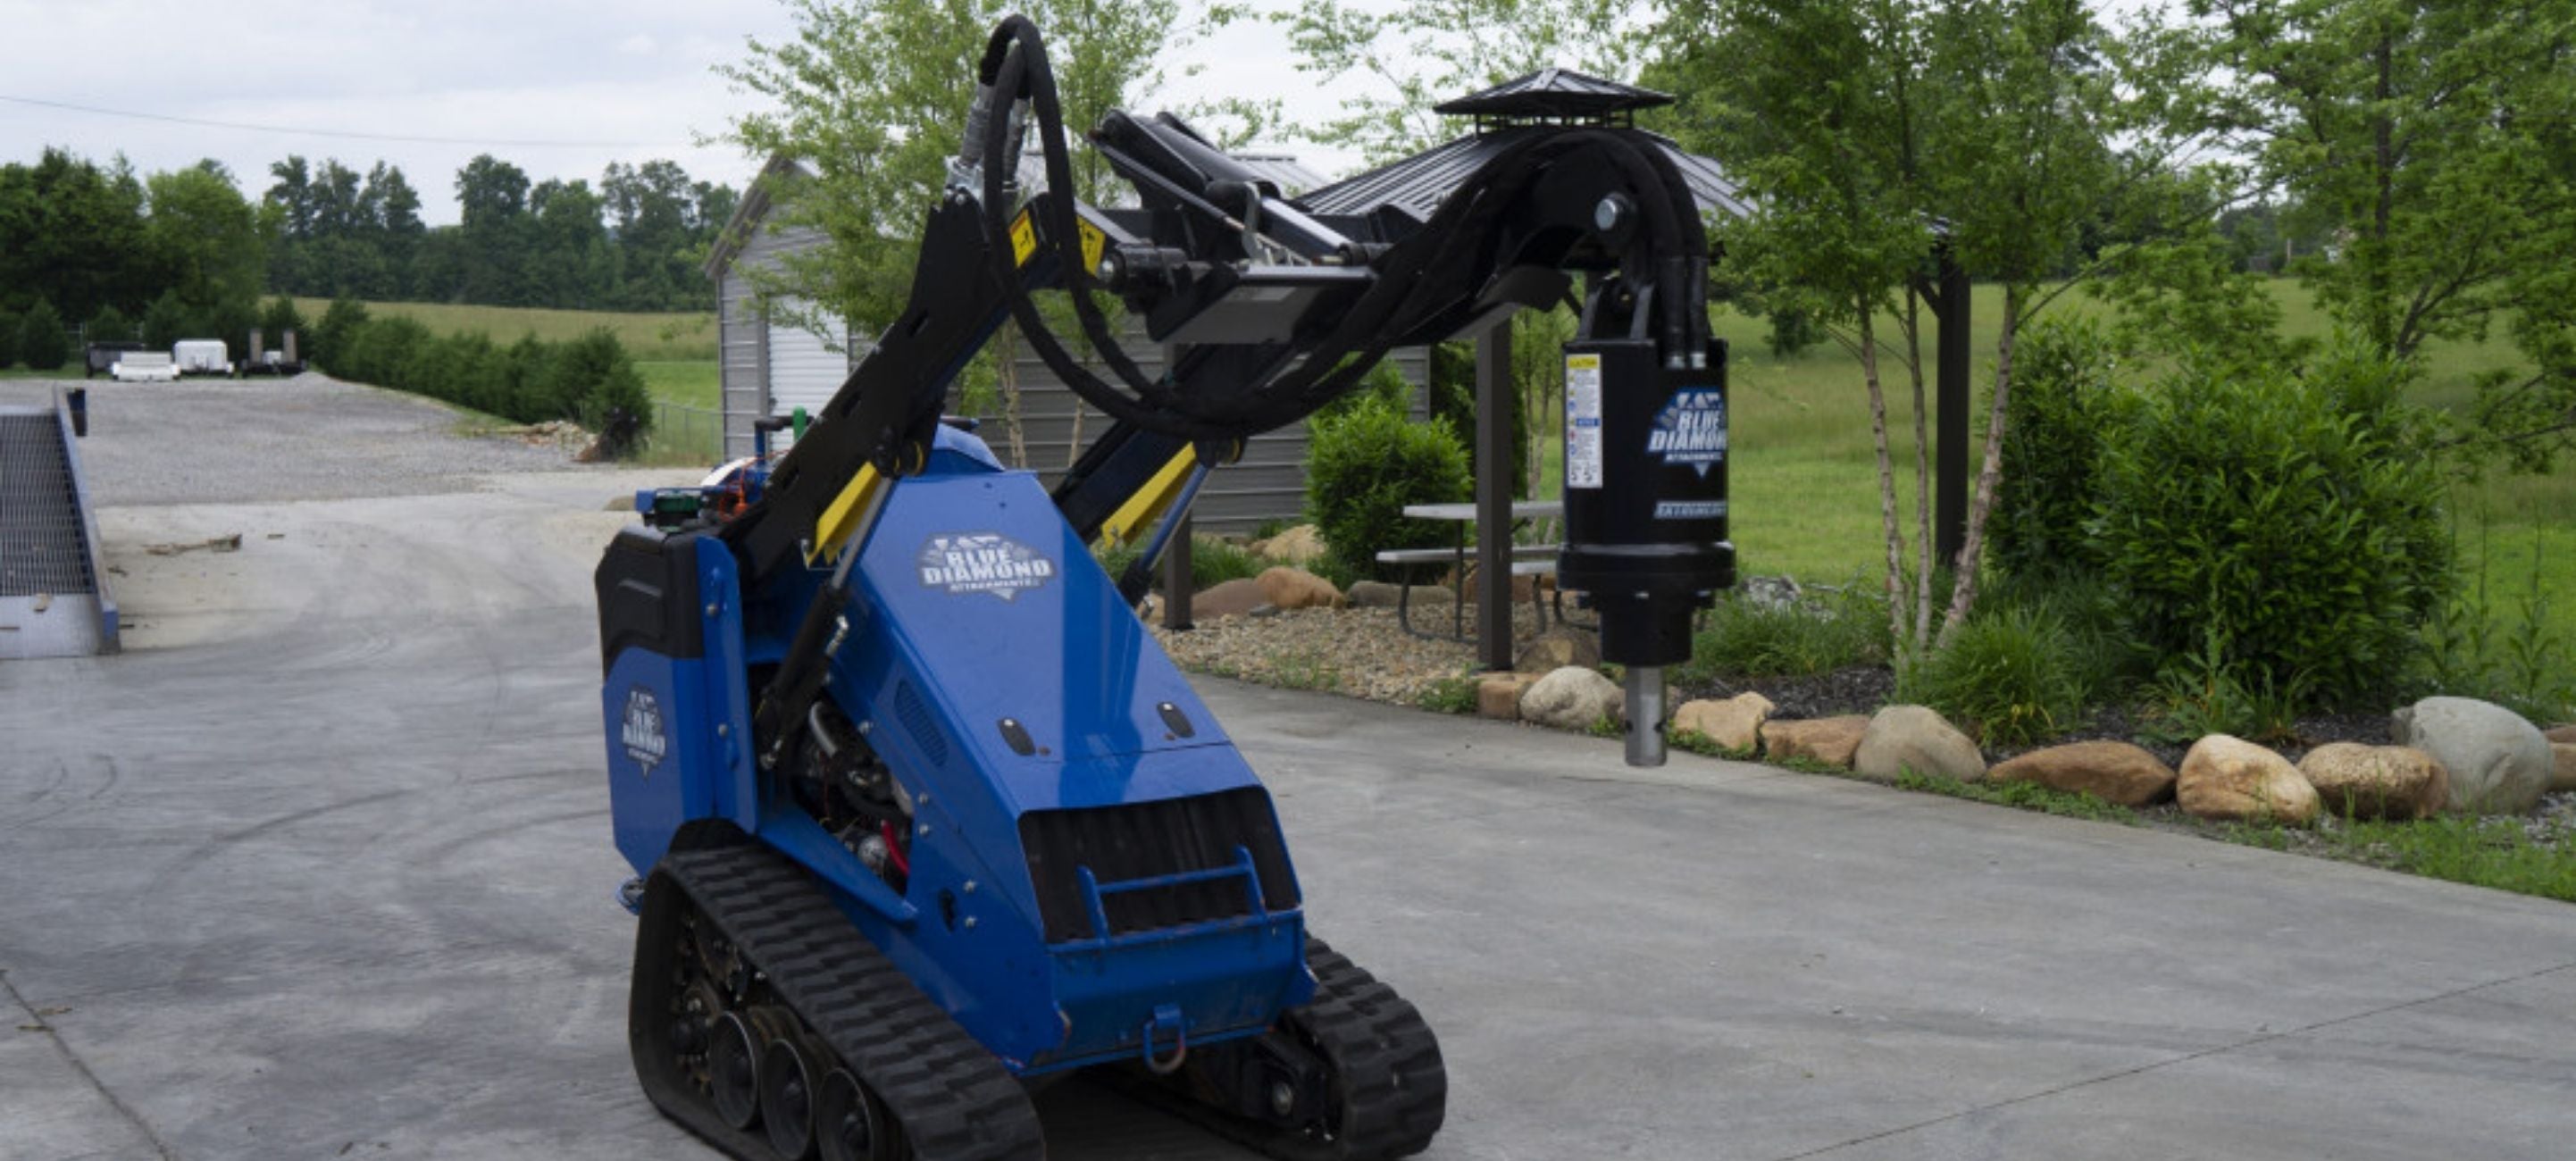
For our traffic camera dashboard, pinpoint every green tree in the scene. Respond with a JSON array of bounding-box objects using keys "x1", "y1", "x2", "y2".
[
  {"x1": 145, "y1": 162, "x2": 266, "y2": 320},
  {"x1": 0, "y1": 309, "x2": 18, "y2": 369},
  {"x1": 2191, "y1": 0, "x2": 2576, "y2": 467},
  {"x1": 720, "y1": 0, "x2": 1177, "y2": 341},
  {"x1": 141, "y1": 290, "x2": 189, "y2": 349},
  {"x1": 259, "y1": 297, "x2": 307, "y2": 353},
  {"x1": 1652, "y1": 0, "x2": 1941, "y2": 648},
  {"x1": 20, "y1": 299, "x2": 70, "y2": 371},
  {"x1": 1276, "y1": 0, "x2": 1650, "y2": 161},
  {"x1": 88, "y1": 304, "x2": 135, "y2": 343},
  {"x1": 0, "y1": 149, "x2": 157, "y2": 322}
]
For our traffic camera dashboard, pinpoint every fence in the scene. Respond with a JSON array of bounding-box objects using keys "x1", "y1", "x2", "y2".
[{"x1": 649, "y1": 401, "x2": 723, "y2": 464}]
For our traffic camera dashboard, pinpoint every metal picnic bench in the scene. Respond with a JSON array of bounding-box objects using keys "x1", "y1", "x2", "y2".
[{"x1": 1376, "y1": 500, "x2": 1573, "y2": 642}]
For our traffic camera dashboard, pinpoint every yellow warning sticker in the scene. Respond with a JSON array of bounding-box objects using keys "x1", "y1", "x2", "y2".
[
  {"x1": 1009, "y1": 210, "x2": 1038, "y2": 266},
  {"x1": 1078, "y1": 219, "x2": 1107, "y2": 277}
]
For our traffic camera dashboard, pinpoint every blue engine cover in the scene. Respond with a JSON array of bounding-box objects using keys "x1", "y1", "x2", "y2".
[{"x1": 604, "y1": 427, "x2": 1312, "y2": 1075}]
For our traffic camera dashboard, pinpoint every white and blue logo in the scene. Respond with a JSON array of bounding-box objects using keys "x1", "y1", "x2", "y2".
[
  {"x1": 1646, "y1": 388, "x2": 1727, "y2": 477},
  {"x1": 622, "y1": 687, "x2": 668, "y2": 776},
  {"x1": 918, "y1": 533, "x2": 1057, "y2": 601}
]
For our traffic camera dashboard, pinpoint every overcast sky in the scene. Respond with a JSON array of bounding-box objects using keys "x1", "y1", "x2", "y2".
[{"x1": 1, "y1": 0, "x2": 1367, "y2": 224}]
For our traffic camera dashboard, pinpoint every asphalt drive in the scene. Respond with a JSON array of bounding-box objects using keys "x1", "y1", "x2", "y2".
[{"x1": 4, "y1": 379, "x2": 2574, "y2": 1160}]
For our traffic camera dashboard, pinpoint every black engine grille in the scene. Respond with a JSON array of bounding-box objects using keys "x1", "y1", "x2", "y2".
[{"x1": 1019, "y1": 786, "x2": 1299, "y2": 944}]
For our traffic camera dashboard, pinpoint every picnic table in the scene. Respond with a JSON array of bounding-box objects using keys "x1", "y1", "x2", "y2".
[{"x1": 1376, "y1": 500, "x2": 1569, "y2": 641}]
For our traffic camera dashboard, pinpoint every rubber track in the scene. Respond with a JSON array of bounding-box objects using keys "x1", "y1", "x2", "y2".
[
  {"x1": 643, "y1": 841, "x2": 1048, "y2": 1161},
  {"x1": 1139, "y1": 936, "x2": 1447, "y2": 1161}
]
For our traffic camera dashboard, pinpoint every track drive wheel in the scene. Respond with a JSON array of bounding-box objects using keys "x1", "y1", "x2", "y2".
[{"x1": 816, "y1": 1068, "x2": 909, "y2": 1161}]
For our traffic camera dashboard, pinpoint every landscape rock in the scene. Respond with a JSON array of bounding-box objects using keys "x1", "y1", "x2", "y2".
[
  {"x1": 2178, "y1": 735, "x2": 2320, "y2": 825},
  {"x1": 1986, "y1": 741, "x2": 2177, "y2": 806},
  {"x1": 2392, "y1": 697, "x2": 2555, "y2": 814},
  {"x1": 1255, "y1": 566, "x2": 1344, "y2": 611},
  {"x1": 1761, "y1": 715, "x2": 1869, "y2": 769},
  {"x1": 1672, "y1": 693, "x2": 1773, "y2": 753},
  {"x1": 2553, "y1": 744, "x2": 2576, "y2": 794},
  {"x1": 1520, "y1": 666, "x2": 1623, "y2": 731},
  {"x1": 1477, "y1": 672, "x2": 1543, "y2": 721},
  {"x1": 1853, "y1": 705, "x2": 1986, "y2": 783},
  {"x1": 1192, "y1": 578, "x2": 1268, "y2": 620},
  {"x1": 2297, "y1": 743, "x2": 2451, "y2": 821},
  {"x1": 2544, "y1": 724, "x2": 2576, "y2": 745},
  {"x1": 1250, "y1": 524, "x2": 1327, "y2": 566},
  {"x1": 1513, "y1": 627, "x2": 1602, "y2": 673}
]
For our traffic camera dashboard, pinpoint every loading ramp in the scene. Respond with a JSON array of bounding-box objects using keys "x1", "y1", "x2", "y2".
[{"x1": 0, "y1": 389, "x2": 117, "y2": 658}]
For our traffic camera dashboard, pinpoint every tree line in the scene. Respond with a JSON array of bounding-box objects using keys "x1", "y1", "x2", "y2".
[{"x1": 0, "y1": 148, "x2": 740, "y2": 355}]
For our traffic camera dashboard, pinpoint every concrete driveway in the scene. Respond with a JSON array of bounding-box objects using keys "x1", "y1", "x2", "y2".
[{"x1": 4, "y1": 382, "x2": 2572, "y2": 1160}]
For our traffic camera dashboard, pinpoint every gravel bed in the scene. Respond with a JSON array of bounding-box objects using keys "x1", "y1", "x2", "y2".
[
  {"x1": 1152, "y1": 605, "x2": 1559, "y2": 705},
  {"x1": 0, "y1": 373, "x2": 598, "y2": 506}
]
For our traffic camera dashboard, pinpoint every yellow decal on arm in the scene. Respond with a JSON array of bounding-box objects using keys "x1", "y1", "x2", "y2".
[
  {"x1": 1078, "y1": 219, "x2": 1107, "y2": 278},
  {"x1": 1009, "y1": 210, "x2": 1038, "y2": 267}
]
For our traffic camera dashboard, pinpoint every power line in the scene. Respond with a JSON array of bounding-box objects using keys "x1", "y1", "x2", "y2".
[{"x1": 0, "y1": 93, "x2": 693, "y2": 150}]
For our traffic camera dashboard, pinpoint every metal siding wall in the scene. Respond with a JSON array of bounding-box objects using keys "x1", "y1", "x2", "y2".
[
  {"x1": 717, "y1": 265, "x2": 765, "y2": 460},
  {"x1": 964, "y1": 325, "x2": 1432, "y2": 537}
]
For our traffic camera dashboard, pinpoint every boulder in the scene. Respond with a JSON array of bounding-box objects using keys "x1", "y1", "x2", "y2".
[
  {"x1": 2552, "y1": 744, "x2": 2576, "y2": 794},
  {"x1": 2297, "y1": 743, "x2": 2451, "y2": 821},
  {"x1": 2544, "y1": 724, "x2": 2576, "y2": 745},
  {"x1": 1513, "y1": 628, "x2": 1602, "y2": 673},
  {"x1": 1761, "y1": 715, "x2": 1869, "y2": 769},
  {"x1": 2392, "y1": 697, "x2": 2555, "y2": 814},
  {"x1": 1853, "y1": 705, "x2": 1986, "y2": 783},
  {"x1": 1672, "y1": 693, "x2": 1773, "y2": 753},
  {"x1": 1252, "y1": 523, "x2": 1326, "y2": 565},
  {"x1": 1255, "y1": 566, "x2": 1344, "y2": 611},
  {"x1": 1986, "y1": 741, "x2": 2177, "y2": 806},
  {"x1": 1477, "y1": 672, "x2": 1543, "y2": 721},
  {"x1": 2178, "y1": 735, "x2": 2320, "y2": 825},
  {"x1": 1520, "y1": 666, "x2": 1623, "y2": 731},
  {"x1": 1192, "y1": 578, "x2": 1267, "y2": 620}
]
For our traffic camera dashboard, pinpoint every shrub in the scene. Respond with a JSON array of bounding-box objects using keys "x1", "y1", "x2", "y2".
[
  {"x1": 1305, "y1": 395, "x2": 1473, "y2": 581},
  {"x1": 1095, "y1": 534, "x2": 1268, "y2": 592},
  {"x1": 260, "y1": 297, "x2": 307, "y2": 353},
  {"x1": 1990, "y1": 319, "x2": 2123, "y2": 582},
  {"x1": 1896, "y1": 606, "x2": 2092, "y2": 747},
  {"x1": 338, "y1": 315, "x2": 432, "y2": 388},
  {"x1": 545, "y1": 328, "x2": 654, "y2": 443},
  {"x1": 194, "y1": 296, "x2": 261, "y2": 352},
  {"x1": 0, "y1": 308, "x2": 17, "y2": 368},
  {"x1": 2093, "y1": 347, "x2": 2449, "y2": 706},
  {"x1": 19, "y1": 299, "x2": 69, "y2": 370},
  {"x1": 1674, "y1": 584, "x2": 1893, "y2": 683},
  {"x1": 1765, "y1": 305, "x2": 1822, "y2": 358},
  {"x1": 1309, "y1": 359, "x2": 1412, "y2": 423},
  {"x1": 87, "y1": 305, "x2": 134, "y2": 343},
  {"x1": 141, "y1": 290, "x2": 189, "y2": 350},
  {"x1": 308, "y1": 297, "x2": 372, "y2": 372}
]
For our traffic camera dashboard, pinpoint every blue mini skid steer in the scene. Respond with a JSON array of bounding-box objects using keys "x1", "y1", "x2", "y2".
[{"x1": 596, "y1": 16, "x2": 1735, "y2": 1160}]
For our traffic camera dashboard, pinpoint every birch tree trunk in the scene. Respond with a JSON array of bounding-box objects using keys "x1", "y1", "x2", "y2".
[
  {"x1": 1903, "y1": 286, "x2": 1935, "y2": 653},
  {"x1": 1857, "y1": 300, "x2": 1906, "y2": 647},
  {"x1": 1938, "y1": 281, "x2": 2022, "y2": 642}
]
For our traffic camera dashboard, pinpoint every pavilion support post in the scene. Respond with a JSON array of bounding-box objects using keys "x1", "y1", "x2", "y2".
[
  {"x1": 1476, "y1": 317, "x2": 1515, "y2": 671},
  {"x1": 1162, "y1": 513, "x2": 1194, "y2": 631},
  {"x1": 1934, "y1": 255, "x2": 1971, "y2": 565}
]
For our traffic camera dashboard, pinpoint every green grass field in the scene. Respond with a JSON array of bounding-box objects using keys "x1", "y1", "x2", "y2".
[{"x1": 289, "y1": 298, "x2": 717, "y2": 363}]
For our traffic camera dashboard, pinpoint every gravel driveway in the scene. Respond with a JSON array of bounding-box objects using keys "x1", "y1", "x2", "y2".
[{"x1": 0, "y1": 373, "x2": 599, "y2": 506}]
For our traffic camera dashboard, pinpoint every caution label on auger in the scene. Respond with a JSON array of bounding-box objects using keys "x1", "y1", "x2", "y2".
[
  {"x1": 1565, "y1": 354, "x2": 1603, "y2": 489},
  {"x1": 918, "y1": 533, "x2": 1058, "y2": 601}
]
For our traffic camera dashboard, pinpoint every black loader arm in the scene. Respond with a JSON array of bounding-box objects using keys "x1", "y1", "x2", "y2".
[{"x1": 720, "y1": 14, "x2": 1732, "y2": 766}]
